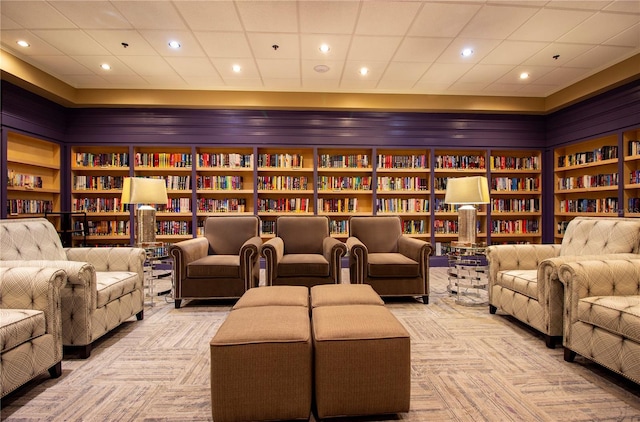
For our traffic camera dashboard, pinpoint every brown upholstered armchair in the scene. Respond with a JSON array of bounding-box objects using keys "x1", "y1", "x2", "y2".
[
  {"x1": 347, "y1": 216, "x2": 433, "y2": 304},
  {"x1": 169, "y1": 216, "x2": 262, "y2": 308},
  {"x1": 261, "y1": 216, "x2": 347, "y2": 287}
]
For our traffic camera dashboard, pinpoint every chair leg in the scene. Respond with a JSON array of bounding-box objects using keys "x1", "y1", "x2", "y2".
[
  {"x1": 544, "y1": 335, "x2": 561, "y2": 349},
  {"x1": 175, "y1": 299, "x2": 182, "y2": 309},
  {"x1": 422, "y1": 295, "x2": 429, "y2": 304},
  {"x1": 136, "y1": 310, "x2": 144, "y2": 320},
  {"x1": 564, "y1": 348, "x2": 577, "y2": 362},
  {"x1": 65, "y1": 344, "x2": 92, "y2": 359},
  {"x1": 48, "y1": 361, "x2": 62, "y2": 378},
  {"x1": 489, "y1": 305, "x2": 497, "y2": 314}
]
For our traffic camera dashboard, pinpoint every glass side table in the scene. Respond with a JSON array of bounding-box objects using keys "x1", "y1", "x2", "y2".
[
  {"x1": 447, "y1": 242, "x2": 489, "y2": 307},
  {"x1": 139, "y1": 243, "x2": 174, "y2": 307}
]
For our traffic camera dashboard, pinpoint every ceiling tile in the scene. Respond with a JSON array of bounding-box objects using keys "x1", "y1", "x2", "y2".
[
  {"x1": 418, "y1": 63, "x2": 473, "y2": 84},
  {"x1": 558, "y1": 12, "x2": 640, "y2": 44},
  {"x1": 118, "y1": 56, "x2": 176, "y2": 77},
  {"x1": 142, "y1": 74, "x2": 185, "y2": 88},
  {"x1": 301, "y1": 60, "x2": 345, "y2": 80},
  {"x1": 437, "y1": 38, "x2": 503, "y2": 64},
  {"x1": 138, "y1": 30, "x2": 206, "y2": 57},
  {"x1": 355, "y1": 1, "x2": 422, "y2": 36},
  {"x1": 1, "y1": 30, "x2": 64, "y2": 55},
  {"x1": 347, "y1": 36, "x2": 402, "y2": 62},
  {"x1": 0, "y1": 1, "x2": 75, "y2": 29},
  {"x1": 381, "y1": 62, "x2": 430, "y2": 82},
  {"x1": 408, "y1": 3, "x2": 482, "y2": 38},
  {"x1": 31, "y1": 30, "x2": 110, "y2": 56},
  {"x1": 49, "y1": 1, "x2": 131, "y2": 29},
  {"x1": 211, "y1": 58, "x2": 260, "y2": 79},
  {"x1": 31, "y1": 55, "x2": 93, "y2": 76},
  {"x1": 85, "y1": 30, "x2": 158, "y2": 56},
  {"x1": 547, "y1": 1, "x2": 612, "y2": 11},
  {"x1": 235, "y1": 1, "x2": 298, "y2": 33},
  {"x1": 394, "y1": 37, "x2": 452, "y2": 63},
  {"x1": 341, "y1": 61, "x2": 386, "y2": 82},
  {"x1": 481, "y1": 41, "x2": 548, "y2": 65},
  {"x1": 165, "y1": 57, "x2": 219, "y2": 78},
  {"x1": 194, "y1": 32, "x2": 253, "y2": 58},
  {"x1": 566, "y1": 45, "x2": 637, "y2": 69},
  {"x1": 256, "y1": 58, "x2": 300, "y2": 79},
  {"x1": 509, "y1": 8, "x2": 594, "y2": 42},
  {"x1": 182, "y1": 74, "x2": 225, "y2": 87},
  {"x1": 247, "y1": 33, "x2": 300, "y2": 60},
  {"x1": 605, "y1": 23, "x2": 640, "y2": 48},
  {"x1": 532, "y1": 66, "x2": 589, "y2": 87},
  {"x1": 111, "y1": 1, "x2": 187, "y2": 30},
  {"x1": 458, "y1": 64, "x2": 514, "y2": 84},
  {"x1": 298, "y1": 1, "x2": 359, "y2": 34},
  {"x1": 174, "y1": 1, "x2": 243, "y2": 31},
  {"x1": 1, "y1": 14, "x2": 22, "y2": 30},
  {"x1": 72, "y1": 55, "x2": 135, "y2": 76},
  {"x1": 460, "y1": 5, "x2": 539, "y2": 39},
  {"x1": 603, "y1": 1, "x2": 640, "y2": 13},
  {"x1": 300, "y1": 34, "x2": 351, "y2": 61},
  {"x1": 524, "y1": 42, "x2": 594, "y2": 66}
]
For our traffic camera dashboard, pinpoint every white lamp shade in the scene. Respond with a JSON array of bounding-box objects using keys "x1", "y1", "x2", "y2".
[
  {"x1": 121, "y1": 177, "x2": 168, "y2": 205},
  {"x1": 444, "y1": 176, "x2": 490, "y2": 205}
]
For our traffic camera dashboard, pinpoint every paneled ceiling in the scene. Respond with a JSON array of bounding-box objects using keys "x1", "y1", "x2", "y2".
[{"x1": 1, "y1": 0, "x2": 639, "y2": 101}]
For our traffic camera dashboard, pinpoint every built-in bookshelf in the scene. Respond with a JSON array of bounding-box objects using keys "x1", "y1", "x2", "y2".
[
  {"x1": 317, "y1": 148, "x2": 373, "y2": 238},
  {"x1": 553, "y1": 134, "x2": 620, "y2": 242},
  {"x1": 623, "y1": 128, "x2": 640, "y2": 218},
  {"x1": 375, "y1": 149, "x2": 430, "y2": 240},
  {"x1": 6, "y1": 133, "x2": 60, "y2": 227},
  {"x1": 489, "y1": 150, "x2": 542, "y2": 244}
]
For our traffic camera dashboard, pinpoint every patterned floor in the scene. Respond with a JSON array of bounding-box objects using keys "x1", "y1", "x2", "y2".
[{"x1": 2, "y1": 268, "x2": 639, "y2": 421}]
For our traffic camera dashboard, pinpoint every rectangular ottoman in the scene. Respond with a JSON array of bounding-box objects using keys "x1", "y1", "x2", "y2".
[
  {"x1": 233, "y1": 285, "x2": 309, "y2": 309},
  {"x1": 210, "y1": 305, "x2": 312, "y2": 422},
  {"x1": 312, "y1": 304, "x2": 411, "y2": 418},
  {"x1": 310, "y1": 284, "x2": 384, "y2": 307}
]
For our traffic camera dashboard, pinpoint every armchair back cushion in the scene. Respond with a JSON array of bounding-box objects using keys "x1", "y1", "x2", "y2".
[
  {"x1": 349, "y1": 216, "x2": 401, "y2": 253},
  {"x1": 0, "y1": 219, "x2": 66, "y2": 261},
  {"x1": 560, "y1": 217, "x2": 640, "y2": 256},
  {"x1": 277, "y1": 216, "x2": 328, "y2": 255},
  {"x1": 205, "y1": 216, "x2": 260, "y2": 255}
]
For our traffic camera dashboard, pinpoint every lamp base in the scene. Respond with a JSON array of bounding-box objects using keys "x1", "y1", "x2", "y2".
[
  {"x1": 457, "y1": 205, "x2": 477, "y2": 246},
  {"x1": 136, "y1": 206, "x2": 157, "y2": 244}
]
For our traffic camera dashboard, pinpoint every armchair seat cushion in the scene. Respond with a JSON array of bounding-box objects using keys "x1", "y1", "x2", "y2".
[
  {"x1": 494, "y1": 269, "x2": 538, "y2": 300},
  {"x1": 367, "y1": 253, "x2": 419, "y2": 278},
  {"x1": 187, "y1": 255, "x2": 240, "y2": 279},
  {"x1": 278, "y1": 254, "x2": 329, "y2": 277},
  {"x1": 578, "y1": 296, "x2": 640, "y2": 343},
  {"x1": 0, "y1": 309, "x2": 45, "y2": 353},
  {"x1": 96, "y1": 271, "x2": 141, "y2": 308}
]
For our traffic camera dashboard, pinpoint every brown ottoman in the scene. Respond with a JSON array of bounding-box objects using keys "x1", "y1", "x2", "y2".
[
  {"x1": 312, "y1": 304, "x2": 411, "y2": 418},
  {"x1": 210, "y1": 306, "x2": 312, "y2": 422},
  {"x1": 310, "y1": 284, "x2": 384, "y2": 308},
  {"x1": 233, "y1": 285, "x2": 309, "y2": 309}
]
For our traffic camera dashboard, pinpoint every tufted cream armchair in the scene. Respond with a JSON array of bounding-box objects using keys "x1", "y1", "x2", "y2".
[
  {"x1": 487, "y1": 217, "x2": 640, "y2": 348},
  {"x1": 1, "y1": 266, "x2": 66, "y2": 397},
  {"x1": 0, "y1": 218, "x2": 146, "y2": 358},
  {"x1": 558, "y1": 258, "x2": 640, "y2": 384}
]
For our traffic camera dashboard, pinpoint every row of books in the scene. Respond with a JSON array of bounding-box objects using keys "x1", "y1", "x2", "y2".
[
  {"x1": 375, "y1": 198, "x2": 429, "y2": 213},
  {"x1": 557, "y1": 145, "x2": 618, "y2": 168},
  {"x1": 73, "y1": 175, "x2": 124, "y2": 190},
  {"x1": 197, "y1": 153, "x2": 253, "y2": 169},
  {"x1": 81, "y1": 220, "x2": 129, "y2": 236},
  {"x1": 7, "y1": 199, "x2": 52, "y2": 215},
  {"x1": 434, "y1": 155, "x2": 485, "y2": 170},
  {"x1": 491, "y1": 219, "x2": 539, "y2": 234},
  {"x1": 7, "y1": 171, "x2": 44, "y2": 189},
  {"x1": 164, "y1": 176, "x2": 191, "y2": 190},
  {"x1": 257, "y1": 198, "x2": 311, "y2": 212},
  {"x1": 317, "y1": 198, "x2": 360, "y2": 213},
  {"x1": 74, "y1": 152, "x2": 129, "y2": 168},
  {"x1": 260, "y1": 220, "x2": 276, "y2": 235},
  {"x1": 491, "y1": 198, "x2": 540, "y2": 213},
  {"x1": 317, "y1": 176, "x2": 372, "y2": 191},
  {"x1": 492, "y1": 177, "x2": 540, "y2": 192},
  {"x1": 557, "y1": 173, "x2": 618, "y2": 190},
  {"x1": 629, "y1": 170, "x2": 640, "y2": 184},
  {"x1": 401, "y1": 219, "x2": 427, "y2": 235},
  {"x1": 135, "y1": 153, "x2": 192, "y2": 168},
  {"x1": 197, "y1": 175, "x2": 243, "y2": 190},
  {"x1": 258, "y1": 154, "x2": 304, "y2": 168},
  {"x1": 72, "y1": 198, "x2": 126, "y2": 213},
  {"x1": 258, "y1": 176, "x2": 309, "y2": 190},
  {"x1": 377, "y1": 177, "x2": 428, "y2": 192},
  {"x1": 156, "y1": 221, "x2": 192, "y2": 235},
  {"x1": 329, "y1": 220, "x2": 348, "y2": 235},
  {"x1": 628, "y1": 140, "x2": 640, "y2": 156},
  {"x1": 318, "y1": 154, "x2": 370, "y2": 169},
  {"x1": 161, "y1": 198, "x2": 192, "y2": 213},
  {"x1": 557, "y1": 198, "x2": 618, "y2": 213},
  {"x1": 196, "y1": 198, "x2": 247, "y2": 213},
  {"x1": 490, "y1": 156, "x2": 540, "y2": 171},
  {"x1": 627, "y1": 197, "x2": 640, "y2": 213},
  {"x1": 377, "y1": 154, "x2": 428, "y2": 169}
]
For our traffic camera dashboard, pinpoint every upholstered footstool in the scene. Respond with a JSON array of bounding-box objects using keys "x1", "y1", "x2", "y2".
[
  {"x1": 210, "y1": 306, "x2": 312, "y2": 422},
  {"x1": 310, "y1": 283, "x2": 384, "y2": 308},
  {"x1": 232, "y1": 285, "x2": 309, "y2": 309},
  {"x1": 312, "y1": 304, "x2": 411, "y2": 419}
]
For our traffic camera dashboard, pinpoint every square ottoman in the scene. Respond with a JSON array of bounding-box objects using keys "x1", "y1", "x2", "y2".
[
  {"x1": 232, "y1": 285, "x2": 309, "y2": 309},
  {"x1": 310, "y1": 284, "x2": 384, "y2": 308}
]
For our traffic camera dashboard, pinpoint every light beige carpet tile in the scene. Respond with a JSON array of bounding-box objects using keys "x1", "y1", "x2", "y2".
[{"x1": 1, "y1": 268, "x2": 639, "y2": 421}]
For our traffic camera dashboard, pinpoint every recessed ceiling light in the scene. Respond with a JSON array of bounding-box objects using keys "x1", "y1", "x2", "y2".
[
  {"x1": 461, "y1": 48, "x2": 473, "y2": 57},
  {"x1": 520, "y1": 72, "x2": 530, "y2": 80},
  {"x1": 168, "y1": 40, "x2": 181, "y2": 49},
  {"x1": 17, "y1": 40, "x2": 30, "y2": 47},
  {"x1": 359, "y1": 67, "x2": 369, "y2": 76},
  {"x1": 100, "y1": 63, "x2": 111, "y2": 70},
  {"x1": 319, "y1": 44, "x2": 330, "y2": 53},
  {"x1": 314, "y1": 64, "x2": 330, "y2": 73},
  {"x1": 232, "y1": 64, "x2": 242, "y2": 73}
]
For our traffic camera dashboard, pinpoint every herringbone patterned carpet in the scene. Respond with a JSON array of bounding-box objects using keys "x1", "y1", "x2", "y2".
[{"x1": 2, "y1": 268, "x2": 639, "y2": 421}]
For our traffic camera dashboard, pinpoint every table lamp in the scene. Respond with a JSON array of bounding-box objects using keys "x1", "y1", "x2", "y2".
[
  {"x1": 121, "y1": 177, "x2": 168, "y2": 245},
  {"x1": 444, "y1": 176, "x2": 490, "y2": 246}
]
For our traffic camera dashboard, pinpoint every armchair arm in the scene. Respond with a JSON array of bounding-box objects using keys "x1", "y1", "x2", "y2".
[
  {"x1": 0, "y1": 259, "x2": 94, "y2": 287},
  {"x1": 261, "y1": 237, "x2": 284, "y2": 286},
  {"x1": 0, "y1": 267, "x2": 66, "y2": 345},
  {"x1": 239, "y1": 236, "x2": 263, "y2": 289},
  {"x1": 398, "y1": 236, "x2": 433, "y2": 263},
  {"x1": 346, "y1": 237, "x2": 367, "y2": 284},
  {"x1": 322, "y1": 237, "x2": 347, "y2": 283},
  {"x1": 486, "y1": 244, "x2": 560, "y2": 289},
  {"x1": 169, "y1": 237, "x2": 210, "y2": 284}
]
